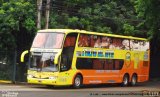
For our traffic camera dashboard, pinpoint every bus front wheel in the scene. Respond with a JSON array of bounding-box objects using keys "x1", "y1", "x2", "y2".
[
  {"x1": 73, "y1": 75, "x2": 82, "y2": 88},
  {"x1": 121, "y1": 74, "x2": 129, "y2": 87}
]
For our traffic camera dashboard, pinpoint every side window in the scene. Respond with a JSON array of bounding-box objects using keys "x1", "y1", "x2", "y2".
[
  {"x1": 130, "y1": 40, "x2": 141, "y2": 51},
  {"x1": 122, "y1": 39, "x2": 130, "y2": 50},
  {"x1": 90, "y1": 35, "x2": 96, "y2": 47},
  {"x1": 92, "y1": 35, "x2": 112, "y2": 48},
  {"x1": 130, "y1": 40, "x2": 149, "y2": 51},
  {"x1": 64, "y1": 36, "x2": 76, "y2": 47},
  {"x1": 76, "y1": 58, "x2": 104, "y2": 70},
  {"x1": 143, "y1": 61, "x2": 149, "y2": 67},
  {"x1": 139, "y1": 41, "x2": 149, "y2": 51},
  {"x1": 114, "y1": 60, "x2": 124, "y2": 70},
  {"x1": 78, "y1": 34, "x2": 90, "y2": 47},
  {"x1": 109, "y1": 38, "x2": 123, "y2": 49},
  {"x1": 76, "y1": 58, "x2": 124, "y2": 70},
  {"x1": 104, "y1": 59, "x2": 114, "y2": 70},
  {"x1": 101, "y1": 36, "x2": 111, "y2": 49},
  {"x1": 78, "y1": 34, "x2": 112, "y2": 49},
  {"x1": 92, "y1": 59, "x2": 103, "y2": 70},
  {"x1": 92, "y1": 35, "x2": 112, "y2": 49},
  {"x1": 104, "y1": 59, "x2": 124, "y2": 70},
  {"x1": 94, "y1": 36, "x2": 102, "y2": 48},
  {"x1": 76, "y1": 58, "x2": 92, "y2": 69}
]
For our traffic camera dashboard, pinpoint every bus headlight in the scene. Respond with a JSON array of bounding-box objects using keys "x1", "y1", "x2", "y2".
[
  {"x1": 28, "y1": 75, "x2": 33, "y2": 78},
  {"x1": 49, "y1": 76, "x2": 57, "y2": 80}
]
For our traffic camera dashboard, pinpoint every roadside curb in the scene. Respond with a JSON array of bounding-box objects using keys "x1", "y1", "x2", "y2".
[
  {"x1": 0, "y1": 80, "x2": 12, "y2": 84},
  {"x1": 0, "y1": 80, "x2": 28, "y2": 85},
  {"x1": 14, "y1": 82, "x2": 28, "y2": 85}
]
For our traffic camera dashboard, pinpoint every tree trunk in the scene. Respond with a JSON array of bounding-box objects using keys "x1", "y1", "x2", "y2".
[
  {"x1": 45, "y1": 0, "x2": 50, "y2": 29},
  {"x1": 37, "y1": 0, "x2": 42, "y2": 29}
]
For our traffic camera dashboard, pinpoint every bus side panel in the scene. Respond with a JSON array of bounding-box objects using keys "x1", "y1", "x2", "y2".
[
  {"x1": 75, "y1": 57, "x2": 149, "y2": 85},
  {"x1": 119, "y1": 60, "x2": 148, "y2": 83},
  {"x1": 80, "y1": 70, "x2": 121, "y2": 84},
  {"x1": 138, "y1": 61, "x2": 149, "y2": 82}
]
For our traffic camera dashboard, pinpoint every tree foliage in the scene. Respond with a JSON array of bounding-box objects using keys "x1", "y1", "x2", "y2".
[
  {"x1": 0, "y1": 0, "x2": 36, "y2": 51},
  {"x1": 50, "y1": 0, "x2": 139, "y2": 35},
  {"x1": 135, "y1": 0, "x2": 160, "y2": 55},
  {"x1": 135, "y1": 0, "x2": 160, "y2": 38},
  {"x1": 0, "y1": 0, "x2": 159, "y2": 52}
]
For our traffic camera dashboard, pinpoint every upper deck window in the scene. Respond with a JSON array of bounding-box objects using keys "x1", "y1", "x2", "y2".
[
  {"x1": 78, "y1": 34, "x2": 149, "y2": 51},
  {"x1": 78, "y1": 34, "x2": 90, "y2": 47},
  {"x1": 32, "y1": 32, "x2": 64, "y2": 49},
  {"x1": 130, "y1": 40, "x2": 149, "y2": 51}
]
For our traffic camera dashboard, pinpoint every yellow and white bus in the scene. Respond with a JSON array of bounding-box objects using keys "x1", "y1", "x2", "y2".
[{"x1": 21, "y1": 29, "x2": 150, "y2": 88}]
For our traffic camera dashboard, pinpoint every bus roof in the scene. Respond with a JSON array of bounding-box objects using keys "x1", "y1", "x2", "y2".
[{"x1": 38, "y1": 29, "x2": 148, "y2": 41}]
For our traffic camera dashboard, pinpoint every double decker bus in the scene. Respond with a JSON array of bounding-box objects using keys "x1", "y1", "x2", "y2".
[{"x1": 21, "y1": 29, "x2": 150, "y2": 88}]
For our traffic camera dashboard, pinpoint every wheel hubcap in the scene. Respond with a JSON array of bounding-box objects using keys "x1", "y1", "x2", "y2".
[
  {"x1": 132, "y1": 77, "x2": 136, "y2": 85},
  {"x1": 124, "y1": 77, "x2": 128, "y2": 85},
  {"x1": 75, "y1": 77, "x2": 80, "y2": 86}
]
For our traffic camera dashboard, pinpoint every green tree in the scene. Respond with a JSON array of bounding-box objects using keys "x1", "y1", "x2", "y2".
[
  {"x1": 0, "y1": 0, "x2": 37, "y2": 51},
  {"x1": 135, "y1": 0, "x2": 160, "y2": 78},
  {"x1": 49, "y1": 0, "x2": 139, "y2": 35},
  {"x1": 135, "y1": 0, "x2": 160, "y2": 55}
]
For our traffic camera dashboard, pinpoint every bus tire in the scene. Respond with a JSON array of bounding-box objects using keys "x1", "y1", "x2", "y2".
[
  {"x1": 73, "y1": 75, "x2": 82, "y2": 88},
  {"x1": 131, "y1": 74, "x2": 137, "y2": 86},
  {"x1": 121, "y1": 74, "x2": 129, "y2": 87}
]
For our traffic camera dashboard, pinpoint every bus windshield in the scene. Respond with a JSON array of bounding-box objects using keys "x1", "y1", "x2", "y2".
[
  {"x1": 30, "y1": 53, "x2": 58, "y2": 72},
  {"x1": 32, "y1": 32, "x2": 64, "y2": 49}
]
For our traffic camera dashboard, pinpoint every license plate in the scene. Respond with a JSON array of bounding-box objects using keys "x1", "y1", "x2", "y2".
[{"x1": 38, "y1": 80, "x2": 42, "y2": 83}]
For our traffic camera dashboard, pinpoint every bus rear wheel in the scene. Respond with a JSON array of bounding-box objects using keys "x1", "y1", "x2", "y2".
[
  {"x1": 121, "y1": 74, "x2": 129, "y2": 87},
  {"x1": 131, "y1": 74, "x2": 137, "y2": 86},
  {"x1": 73, "y1": 75, "x2": 82, "y2": 88}
]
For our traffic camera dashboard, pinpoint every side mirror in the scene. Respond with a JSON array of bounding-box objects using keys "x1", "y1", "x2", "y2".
[{"x1": 20, "y1": 50, "x2": 29, "y2": 62}]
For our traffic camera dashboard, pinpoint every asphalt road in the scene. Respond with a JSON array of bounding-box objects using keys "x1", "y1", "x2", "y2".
[{"x1": 0, "y1": 81, "x2": 160, "y2": 97}]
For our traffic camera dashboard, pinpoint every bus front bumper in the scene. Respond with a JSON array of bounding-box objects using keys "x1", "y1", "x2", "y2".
[
  {"x1": 27, "y1": 78, "x2": 72, "y2": 86},
  {"x1": 28, "y1": 78, "x2": 57, "y2": 85}
]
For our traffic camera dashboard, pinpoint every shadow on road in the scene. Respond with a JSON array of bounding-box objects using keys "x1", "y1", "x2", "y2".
[{"x1": 31, "y1": 82, "x2": 151, "y2": 90}]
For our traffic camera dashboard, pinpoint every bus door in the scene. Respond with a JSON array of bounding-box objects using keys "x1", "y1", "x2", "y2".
[{"x1": 60, "y1": 33, "x2": 78, "y2": 72}]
